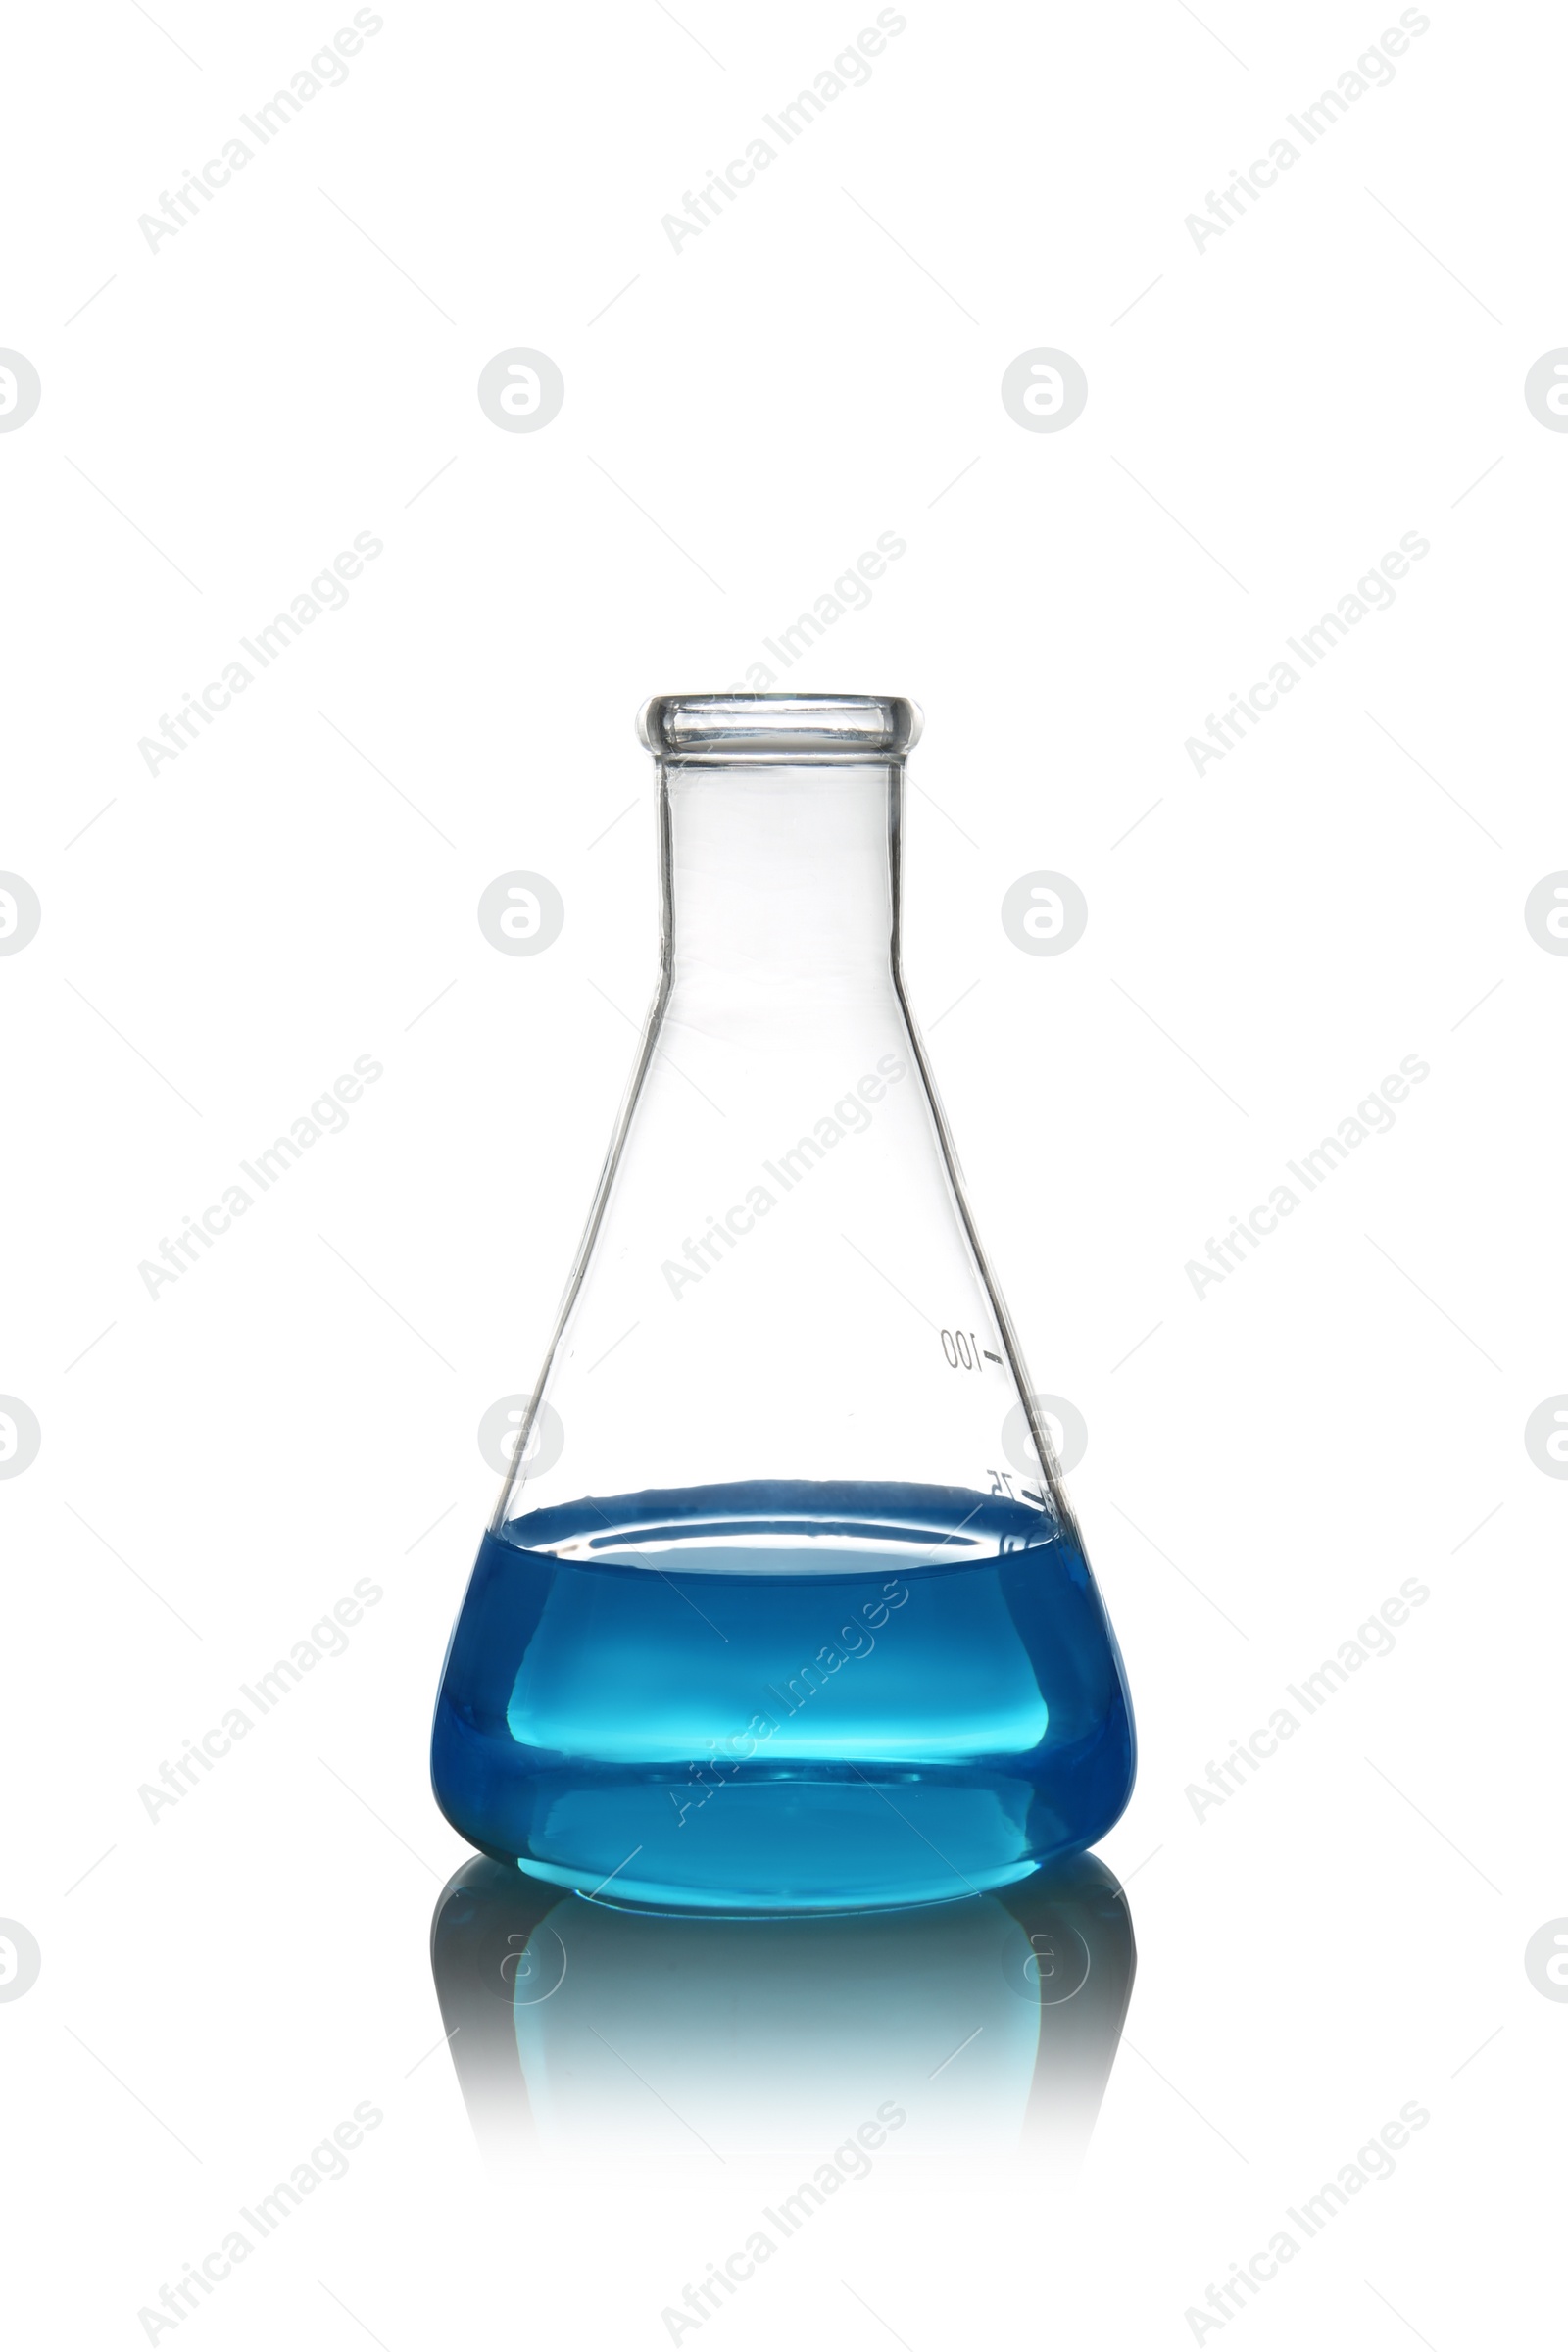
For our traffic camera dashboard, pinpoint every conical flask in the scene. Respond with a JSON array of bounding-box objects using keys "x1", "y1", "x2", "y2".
[{"x1": 433, "y1": 694, "x2": 1134, "y2": 1910}]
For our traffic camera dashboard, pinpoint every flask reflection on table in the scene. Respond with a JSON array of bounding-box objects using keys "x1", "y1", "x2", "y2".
[{"x1": 428, "y1": 1850, "x2": 1134, "y2": 2180}]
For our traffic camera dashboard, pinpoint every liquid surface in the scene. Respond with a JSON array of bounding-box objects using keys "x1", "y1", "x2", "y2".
[{"x1": 431, "y1": 1482, "x2": 1134, "y2": 1912}]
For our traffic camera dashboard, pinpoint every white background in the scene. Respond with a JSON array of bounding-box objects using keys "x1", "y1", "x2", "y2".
[{"x1": 3, "y1": 0, "x2": 1564, "y2": 2343}]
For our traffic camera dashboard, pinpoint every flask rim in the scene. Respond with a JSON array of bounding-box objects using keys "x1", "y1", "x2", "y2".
[{"x1": 638, "y1": 692, "x2": 922, "y2": 766}]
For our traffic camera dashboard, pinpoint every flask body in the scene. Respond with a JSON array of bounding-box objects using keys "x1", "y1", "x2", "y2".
[
  {"x1": 432, "y1": 698, "x2": 1134, "y2": 1909},
  {"x1": 433, "y1": 1484, "x2": 1132, "y2": 1909}
]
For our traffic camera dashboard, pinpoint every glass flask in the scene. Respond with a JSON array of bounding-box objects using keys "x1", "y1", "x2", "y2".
[{"x1": 432, "y1": 693, "x2": 1134, "y2": 1911}]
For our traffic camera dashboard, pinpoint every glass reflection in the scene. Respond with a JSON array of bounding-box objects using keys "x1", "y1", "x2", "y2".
[{"x1": 428, "y1": 1853, "x2": 1134, "y2": 2180}]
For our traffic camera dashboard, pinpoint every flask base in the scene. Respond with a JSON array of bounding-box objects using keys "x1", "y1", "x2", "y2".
[
  {"x1": 430, "y1": 1484, "x2": 1134, "y2": 1915},
  {"x1": 434, "y1": 1757, "x2": 1123, "y2": 1914}
]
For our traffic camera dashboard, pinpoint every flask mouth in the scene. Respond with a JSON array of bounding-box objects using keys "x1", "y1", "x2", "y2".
[{"x1": 638, "y1": 693, "x2": 922, "y2": 766}]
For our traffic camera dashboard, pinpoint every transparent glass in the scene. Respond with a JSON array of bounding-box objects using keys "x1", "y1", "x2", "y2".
[{"x1": 432, "y1": 694, "x2": 1134, "y2": 1910}]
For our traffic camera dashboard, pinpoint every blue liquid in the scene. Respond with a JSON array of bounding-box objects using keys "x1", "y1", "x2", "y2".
[{"x1": 431, "y1": 1482, "x2": 1134, "y2": 1912}]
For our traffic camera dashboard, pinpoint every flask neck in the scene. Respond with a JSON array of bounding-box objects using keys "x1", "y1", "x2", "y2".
[{"x1": 662, "y1": 763, "x2": 901, "y2": 999}]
